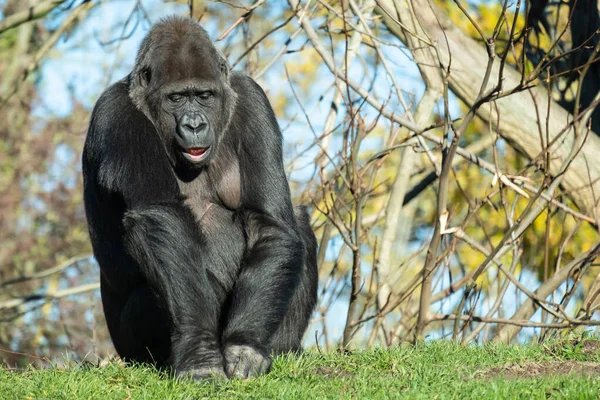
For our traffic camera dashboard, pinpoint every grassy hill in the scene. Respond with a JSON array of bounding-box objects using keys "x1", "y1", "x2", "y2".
[{"x1": 2, "y1": 339, "x2": 600, "y2": 399}]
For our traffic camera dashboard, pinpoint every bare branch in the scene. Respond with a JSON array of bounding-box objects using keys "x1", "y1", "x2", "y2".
[
  {"x1": 0, "y1": 0, "x2": 70, "y2": 35},
  {"x1": 0, "y1": 282, "x2": 100, "y2": 313}
]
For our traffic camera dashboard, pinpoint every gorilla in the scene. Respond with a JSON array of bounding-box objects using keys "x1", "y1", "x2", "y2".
[{"x1": 82, "y1": 16, "x2": 318, "y2": 380}]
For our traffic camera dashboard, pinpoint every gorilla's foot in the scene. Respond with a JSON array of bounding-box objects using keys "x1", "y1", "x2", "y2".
[{"x1": 224, "y1": 344, "x2": 271, "y2": 379}]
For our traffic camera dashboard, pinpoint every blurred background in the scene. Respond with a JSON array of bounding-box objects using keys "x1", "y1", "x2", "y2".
[{"x1": 1, "y1": 0, "x2": 600, "y2": 367}]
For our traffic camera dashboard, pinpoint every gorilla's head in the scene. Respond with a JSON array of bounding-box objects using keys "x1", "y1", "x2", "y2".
[{"x1": 129, "y1": 16, "x2": 236, "y2": 170}]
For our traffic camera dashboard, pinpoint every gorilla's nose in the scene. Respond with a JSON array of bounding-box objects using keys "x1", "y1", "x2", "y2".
[{"x1": 181, "y1": 114, "x2": 207, "y2": 134}]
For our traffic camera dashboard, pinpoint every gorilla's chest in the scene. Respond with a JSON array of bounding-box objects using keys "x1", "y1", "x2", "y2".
[
  {"x1": 177, "y1": 161, "x2": 244, "y2": 290},
  {"x1": 177, "y1": 157, "x2": 241, "y2": 220}
]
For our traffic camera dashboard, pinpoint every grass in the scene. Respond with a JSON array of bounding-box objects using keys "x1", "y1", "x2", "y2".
[{"x1": 2, "y1": 339, "x2": 600, "y2": 399}]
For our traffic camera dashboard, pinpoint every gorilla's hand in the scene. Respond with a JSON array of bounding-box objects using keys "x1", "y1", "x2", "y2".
[
  {"x1": 224, "y1": 344, "x2": 271, "y2": 379},
  {"x1": 177, "y1": 365, "x2": 227, "y2": 381}
]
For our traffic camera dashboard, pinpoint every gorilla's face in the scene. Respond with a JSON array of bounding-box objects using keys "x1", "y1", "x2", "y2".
[
  {"x1": 157, "y1": 77, "x2": 223, "y2": 167},
  {"x1": 129, "y1": 20, "x2": 236, "y2": 171}
]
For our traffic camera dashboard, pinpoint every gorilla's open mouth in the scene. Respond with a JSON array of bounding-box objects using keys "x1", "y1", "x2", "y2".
[{"x1": 182, "y1": 147, "x2": 210, "y2": 163}]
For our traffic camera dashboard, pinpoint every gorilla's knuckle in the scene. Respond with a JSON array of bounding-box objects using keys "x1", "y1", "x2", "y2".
[
  {"x1": 176, "y1": 366, "x2": 227, "y2": 382},
  {"x1": 224, "y1": 344, "x2": 271, "y2": 379}
]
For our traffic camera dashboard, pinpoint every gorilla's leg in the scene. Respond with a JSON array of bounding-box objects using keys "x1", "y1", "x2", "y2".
[
  {"x1": 101, "y1": 280, "x2": 170, "y2": 366},
  {"x1": 123, "y1": 203, "x2": 225, "y2": 379},
  {"x1": 271, "y1": 206, "x2": 318, "y2": 354}
]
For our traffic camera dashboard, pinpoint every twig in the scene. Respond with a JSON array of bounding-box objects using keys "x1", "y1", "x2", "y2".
[
  {"x1": 0, "y1": 282, "x2": 100, "y2": 312},
  {"x1": 0, "y1": 0, "x2": 69, "y2": 34},
  {"x1": 216, "y1": 0, "x2": 266, "y2": 41},
  {"x1": 1, "y1": 254, "x2": 93, "y2": 288}
]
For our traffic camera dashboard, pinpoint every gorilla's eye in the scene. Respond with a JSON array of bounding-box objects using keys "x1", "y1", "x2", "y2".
[
  {"x1": 199, "y1": 92, "x2": 213, "y2": 101},
  {"x1": 169, "y1": 94, "x2": 184, "y2": 103}
]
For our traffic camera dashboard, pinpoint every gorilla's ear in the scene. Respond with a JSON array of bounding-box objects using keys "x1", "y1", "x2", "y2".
[
  {"x1": 220, "y1": 61, "x2": 229, "y2": 78},
  {"x1": 216, "y1": 48, "x2": 230, "y2": 80},
  {"x1": 139, "y1": 67, "x2": 152, "y2": 88}
]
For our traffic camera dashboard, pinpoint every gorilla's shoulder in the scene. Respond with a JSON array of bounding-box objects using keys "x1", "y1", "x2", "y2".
[
  {"x1": 93, "y1": 77, "x2": 133, "y2": 115},
  {"x1": 229, "y1": 72, "x2": 266, "y2": 96},
  {"x1": 227, "y1": 72, "x2": 280, "y2": 144},
  {"x1": 229, "y1": 71, "x2": 273, "y2": 114},
  {"x1": 90, "y1": 77, "x2": 144, "y2": 135}
]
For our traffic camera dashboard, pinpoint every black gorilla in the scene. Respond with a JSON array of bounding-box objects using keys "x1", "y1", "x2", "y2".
[{"x1": 82, "y1": 16, "x2": 318, "y2": 380}]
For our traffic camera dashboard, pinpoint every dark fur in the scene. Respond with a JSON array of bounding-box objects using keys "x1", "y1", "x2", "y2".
[{"x1": 82, "y1": 16, "x2": 318, "y2": 379}]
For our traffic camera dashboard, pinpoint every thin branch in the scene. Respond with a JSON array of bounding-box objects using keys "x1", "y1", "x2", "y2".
[
  {"x1": 0, "y1": 0, "x2": 70, "y2": 34},
  {"x1": 0, "y1": 283, "x2": 100, "y2": 312},
  {"x1": 1, "y1": 254, "x2": 93, "y2": 288}
]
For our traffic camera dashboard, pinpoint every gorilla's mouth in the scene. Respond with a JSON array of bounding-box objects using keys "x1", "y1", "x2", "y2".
[{"x1": 182, "y1": 147, "x2": 210, "y2": 163}]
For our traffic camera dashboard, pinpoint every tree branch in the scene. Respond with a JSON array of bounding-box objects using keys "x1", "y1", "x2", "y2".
[{"x1": 0, "y1": 0, "x2": 70, "y2": 35}]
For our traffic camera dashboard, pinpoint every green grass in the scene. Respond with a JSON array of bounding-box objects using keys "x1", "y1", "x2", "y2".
[{"x1": 2, "y1": 340, "x2": 600, "y2": 399}]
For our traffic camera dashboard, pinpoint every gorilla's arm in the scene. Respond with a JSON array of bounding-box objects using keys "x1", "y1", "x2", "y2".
[
  {"x1": 83, "y1": 78, "x2": 180, "y2": 292},
  {"x1": 84, "y1": 79, "x2": 179, "y2": 208},
  {"x1": 83, "y1": 79, "x2": 225, "y2": 377},
  {"x1": 221, "y1": 74, "x2": 305, "y2": 376}
]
